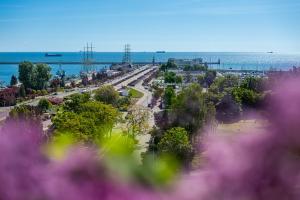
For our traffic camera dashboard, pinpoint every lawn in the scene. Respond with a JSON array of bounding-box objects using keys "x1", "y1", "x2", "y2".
[{"x1": 129, "y1": 88, "x2": 144, "y2": 98}]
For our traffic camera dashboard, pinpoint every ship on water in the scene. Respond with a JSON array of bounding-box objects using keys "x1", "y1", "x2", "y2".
[
  {"x1": 156, "y1": 51, "x2": 166, "y2": 53},
  {"x1": 45, "y1": 53, "x2": 63, "y2": 57}
]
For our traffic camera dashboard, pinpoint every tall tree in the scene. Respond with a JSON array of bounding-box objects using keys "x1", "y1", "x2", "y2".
[
  {"x1": 19, "y1": 84, "x2": 26, "y2": 98},
  {"x1": 34, "y1": 64, "x2": 52, "y2": 90},
  {"x1": 94, "y1": 85, "x2": 119, "y2": 106},
  {"x1": 163, "y1": 86, "x2": 176, "y2": 109},
  {"x1": 18, "y1": 61, "x2": 34, "y2": 89},
  {"x1": 158, "y1": 127, "x2": 192, "y2": 162},
  {"x1": 10, "y1": 75, "x2": 18, "y2": 86},
  {"x1": 170, "y1": 84, "x2": 214, "y2": 137},
  {"x1": 126, "y1": 105, "x2": 150, "y2": 138}
]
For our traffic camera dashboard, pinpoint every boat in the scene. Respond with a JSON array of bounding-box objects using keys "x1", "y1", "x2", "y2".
[
  {"x1": 267, "y1": 51, "x2": 274, "y2": 54},
  {"x1": 156, "y1": 51, "x2": 166, "y2": 53},
  {"x1": 45, "y1": 53, "x2": 62, "y2": 57}
]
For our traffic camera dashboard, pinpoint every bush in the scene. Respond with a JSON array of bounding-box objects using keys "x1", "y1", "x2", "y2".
[
  {"x1": 158, "y1": 127, "x2": 192, "y2": 162},
  {"x1": 94, "y1": 85, "x2": 119, "y2": 106},
  {"x1": 38, "y1": 98, "x2": 52, "y2": 112}
]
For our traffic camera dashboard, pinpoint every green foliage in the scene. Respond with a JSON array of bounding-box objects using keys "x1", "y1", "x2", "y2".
[
  {"x1": 9, "y1": 105, "x2": 42, "y2": 121},
  {"x1": 38, "y1": 98, "x2": 52, "y2": 112},
  {"x1": 18, "y1": 61, "x2": 34, "y2": 89},
  {"x1": 53, "y1": 101, "x2": 118, "y2": 143},
  {"x1": 233, "y1": 86, "x2": 262, "y2": 108},
  {"x1": 216, "y1": 89, "x2": 242, "y2": 122},
  {"x1": 160, "y1": 61, "x2": 177, "y2": 72},
  {"x1": 63, "y1": 93, "x2": 90, "y2": 112},
  {"x1": 34, "y1": 64, "x2": 52, "y2": 90},
  {"x1": 19, "y1": 84, "x2": 26, "y2": 98},
  {"x1": 126, "y1": 105, "x2": 150, "y2": 138},
  {"x1": 164, "y1": 72, "x2": 182, "y2": 84},
  {"x1": 18, "y1": 61, "x2": 51, "y2": 90},
  {"x1": 10, "y1": 75, "x2": 18, "y2": 86},
  {"x1": 158, "y1": 127, "x2": 192, "y2": 162},
  {"x1": 183, "y1": 64, "x2": 207, "y2": 71},
  {"x1": 197, "y1": 75, "x2": 205, "y2": 86},
  {"x1": 209, "y1": 74, "x2": 239, "y2": 93},
  {"x1": 153, "y1": 87, "x2": 164, "y2": 99},
  {"x1": 94, "y1": 85, "x2": 119, "y2": 106},
  {"x1": 204, "y1": 70, "x2": 217, "y2": 87},
  {"x1": 171, "y1": 84, "x2": 214, "y2": 135},
  {"x1": 163, "y1": 86, "x2": 176, "y2": 109},
  {"x1": 117, "y1": 96, "x2": 131, "y2": 111},
  {"x1": 240, "y1": 76, "x2": 264, "y2": 93}
]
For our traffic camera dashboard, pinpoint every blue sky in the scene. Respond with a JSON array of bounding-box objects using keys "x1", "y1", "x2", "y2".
[{"x1": 0, "y1": 0, "x2": 299, "y2": 52}]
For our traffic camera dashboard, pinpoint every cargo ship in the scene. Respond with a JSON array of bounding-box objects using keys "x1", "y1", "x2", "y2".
[
  {"x1": 45, "y1": 53, "x2": 62, "y2": 57},
  {"x1": 156, "y1": 51, "x2": 166, "y2": 53}
]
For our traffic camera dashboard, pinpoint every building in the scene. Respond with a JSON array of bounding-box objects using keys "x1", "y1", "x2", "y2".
[
  {"x1": 168, "y1": 58, "x2": 203, "y2": 67},
  {"x1": 110, "y1": 63, "x2": 133, "y2": 72}
]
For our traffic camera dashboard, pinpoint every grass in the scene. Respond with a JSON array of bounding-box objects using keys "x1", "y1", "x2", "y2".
[
  {"x1": 129, "y1": 88, "x2": 144, "y2": 99},
  {"x1": 216, "y1": 119, "x2": 268, "y2": 135}
]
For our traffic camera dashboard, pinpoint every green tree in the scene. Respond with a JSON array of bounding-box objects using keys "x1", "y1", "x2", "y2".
[
  {"x1": 216, "y1": 89, "x2": 242, "y2": 122},
  {"x1": 19, "y1": 84, "x2": 26, "y2": 98},
  {"x1": 204, "y1": 70, "x2": 217, "y2": 87},
  {"x1": 170, "y1": 84, "x2": 214, "y2": 137},
  {"x1": 126, "y1": 105, "x2": 150, "y2": 138},
  {"x1": 213, "y1": 74, "x2": 239, "y2": 93},
  {"x1": 158, "y1": 127, "x2": 192, "y2": 162},
  {"x1": 63, "y1": 93, "x2": 91, "y2": 112},
  {"x1": 240, "y1": 76, "x2": 264, "y2": 93},
  {"x1": 34, "y1": 64, "x2": 52, "y2": 90},
  {"x1": 38, "y1": 98, "x2": 52, "y2": 112},
  {"x1": 94, "y1": 85, "x2": 119, "y2": 106},
  {"x1": 53, "y1": 101, "x2": 118, "y2": 142},
  {"x1": 18, "y1": 61, "x2": 34, "y2": 89},
  {"x1": 233, "y1": 87, "x2": 261, "y2": 108},
  {"x1": 163, "y1": 86, "x2": 176, "y2": 108},
  {"x1": 10, "y1": 75, "x2": 18, "y2": 86},
  {"x1": 197, "y1": 75, "x2": 205, "y2": 86}
]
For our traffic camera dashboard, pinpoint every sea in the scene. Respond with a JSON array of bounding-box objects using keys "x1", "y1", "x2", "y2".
[{"x1": 0, "y1": 52, "x2": 300, "y2": 85}]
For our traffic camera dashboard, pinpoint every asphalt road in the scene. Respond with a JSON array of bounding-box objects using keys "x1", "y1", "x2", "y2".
[{"x1": 0, "y1": 65, "x2": 155, "y2": 122}]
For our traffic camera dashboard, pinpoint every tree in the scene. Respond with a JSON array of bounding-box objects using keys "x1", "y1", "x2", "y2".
[
  {"x1": 216, "y1": 89, "x2": 242, "y2": 123},
  {"x1": 170, "y1": 84, "x2": 212, "y2": 136},
  {"x1": 210, "y1": 74, "x2": 239, "y2": 94},
  {"x1": 64, "y1": 93, "x2": 91, "y2": 112},
  {"x1": 18, "y1": 62, "x2": 51, "y2": 90},
  {"x1": 18, "y1": 61, "x2": 34, "y2": 89},
  {"x1": 160, "y1": 61, "x2": 178, "y2": 72},
  {"x1": 34, "y1": 64, "x2": 52, "y2": 90},
  {"x1": 197, "y1": 75, "x2": 205, "y2": 86},
  {"x1": 233, "y1": 87, "x2": 261, "y2": 108},
  {"x1": 38, "y1": 98, "x2": 52, "y2": 112},
  {"x1": 19, "y1": 84, "x2": 26, "y2": 98},
  {"x1": 204, "y1": 70, "x2": 217, "y2": 87},
  {"x1": 158, "y1": 127, "x2": 192, "y2": 162},
  {"x1": 240, "y1": 76, "x2": 264, "y2": 93},
  {"x1": 53, "y1": 101, "x2": 118, "y2": 143},
  {"x1": 81, "y1": 75, "x2": 88, "y2": 86},
  {"x1": 163, "y1": 86, "x2": 176, "y2": 109},
  {"x1": 126, "y1": 105, "x2": 150, "y2": 138},
  {"x1": 10, "y1": 75, "x2": 18, "y2": 86},
  {"x1": 94, "y1": 85, "x2": 119, "y2": 106}
]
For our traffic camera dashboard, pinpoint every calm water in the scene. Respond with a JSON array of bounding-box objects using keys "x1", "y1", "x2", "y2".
[{"x1": 0, "y1": 52, "x2": 300, "y2": 85}]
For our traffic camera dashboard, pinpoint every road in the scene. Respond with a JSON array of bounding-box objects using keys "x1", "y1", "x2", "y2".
[
  {"x1": 130, "y1": 72, "x2": 161, "y2": 157},
  {"x1": 0, "y1": 65, "x2": 154, "y2": 122}
]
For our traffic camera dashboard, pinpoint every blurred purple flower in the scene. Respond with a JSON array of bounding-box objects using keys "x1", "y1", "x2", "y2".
[{"x1": 172, "y1": 78, "x2": 300, "y2": 200}]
